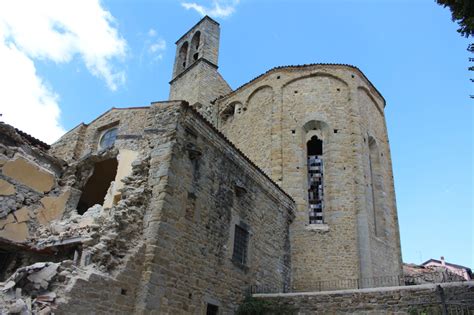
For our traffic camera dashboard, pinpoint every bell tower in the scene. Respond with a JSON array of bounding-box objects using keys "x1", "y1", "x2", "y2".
[{"x1": 169, "y1": 16, "x2": 231, "y2": 122}]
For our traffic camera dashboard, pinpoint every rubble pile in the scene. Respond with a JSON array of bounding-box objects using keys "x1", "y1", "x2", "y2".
[
  {"x1": 0, "y1": 123, "x2": 152, "y2": 313},
  {"x1": 0, "y1": 261, "x2": 74, "y2": 314},
  {"x1": 80, "y1": 157, "x2": 151, "y2": 272}
]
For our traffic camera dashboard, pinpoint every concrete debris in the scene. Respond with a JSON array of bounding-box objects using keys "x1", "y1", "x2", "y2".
[
  {"x1": 27, "y1": 263, "x2": 59, "y2": 290},
  {"x1": 0, "y1": 262, "x2": 64, "y2": 314},
  {"x1": 3, "y1": 281, "x2": 15, "y2": 291},
  {"x1": 8, "y1": 298, "x2": 27, "y2": 314}
]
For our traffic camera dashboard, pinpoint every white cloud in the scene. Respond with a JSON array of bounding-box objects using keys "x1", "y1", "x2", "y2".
[
  {"x1": 145, "y1": 29, "x2": 166, "y2": 62},
  {"x1": 0, "y1": 0, "x2": 127, "y2": 143},
  {"x1": 149, "y1": 39, "x2": 166, "y2": 53},
  {"x1": 148, "y1": 28, "x2": 157, "y2": 37},
  {"x1": 0, "y1": 42, "x2": 63, "y2": 144},
  {"x1": 149, "y1": 39, "x2": 166, "y2": 61},
  {"x1": 181, "y1": 0, "x2": 240, "y2": 19}
]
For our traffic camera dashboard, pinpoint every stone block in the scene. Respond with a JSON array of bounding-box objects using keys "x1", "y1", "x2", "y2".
[
  {"x1": 2, "y1": 157, "x2": 55, "y2": 193},
  {"x1": 0, "y1": 178, "x2": 15, "y2": 195},
  {"x1": 37, "y1": 190, "x2": 71, "y2": 224},
  {"x1": 0, "y1": 213, "x2": 15, "y2": 229},
  {"x1": 14, "y1": 207, "x2": 33, "y2": 222},
  {"x1": 0, "y1": 221, "x2": 29, "y2": 242}
]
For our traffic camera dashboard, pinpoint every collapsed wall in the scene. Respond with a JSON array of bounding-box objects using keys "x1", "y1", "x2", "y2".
[
  {"x1": 0, "y1": 101, "x2": 295, "y2": 314},
  {"x1": 0, "y1": 116, "x2": 152, "y2": 314}
]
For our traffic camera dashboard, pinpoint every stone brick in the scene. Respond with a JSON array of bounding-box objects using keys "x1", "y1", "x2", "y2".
[
  {"x1": 13, "y1": 207, "x2": 32, "y2": 222},
  {"x1": 0, "y1": 178, "x2": 15, "y2": 195},
  {"x1": 0, "y1": 221, "x2": 29, "y2": 242},
  {"x1": 2, "y1": 156, "x2": 55, "y2": 193},
  {"x1": 36, "y1": 190, "x2": 71, "y2": 224}
]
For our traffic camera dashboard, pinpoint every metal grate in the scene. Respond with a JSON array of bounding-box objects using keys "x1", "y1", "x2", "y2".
[
  {"x1": 308, "y1": 155, "x2": 324, "y2": 224},
  {"x1": 232, "y1": 225, "x2": 249, "y2": 265}
]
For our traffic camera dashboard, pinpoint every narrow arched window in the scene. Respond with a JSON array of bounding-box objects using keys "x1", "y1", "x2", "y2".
[
  {"x1": 190, "y1": 31, "x2": 201, "y2": 62},
  {"x1": 178, "y1": 41, "x2": 189, "y2": 71},
  {"x1": 307, "y1": 135, "x2": 324, "y2": 224}
]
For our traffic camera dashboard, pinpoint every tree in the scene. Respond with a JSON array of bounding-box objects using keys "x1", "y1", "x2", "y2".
[
  {"x1": 436, "y1": 0, "x2": 474, "y2": 97},
  {"x1": 436, "y1": 0, "x2": 474, "y2": 37}
]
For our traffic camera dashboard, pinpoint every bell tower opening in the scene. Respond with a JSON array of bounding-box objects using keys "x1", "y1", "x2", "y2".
[
  {"x1": 171, "y1": 16, "x2": 221, "y2": 80},
  {"x1": 178, "y1": 41, "x2": 189, "y2": 72},
  {"x1": 307, "y1": 136, "x2": 324, "y2": 224}
]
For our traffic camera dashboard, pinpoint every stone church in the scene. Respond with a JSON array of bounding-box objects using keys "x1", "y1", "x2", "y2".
[{"x1": 0, "y1": 16, "x2": 403, "y2": 314}]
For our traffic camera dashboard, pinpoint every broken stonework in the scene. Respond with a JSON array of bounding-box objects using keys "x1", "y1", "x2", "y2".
[
  {"x1": 2, "y1": 156, "x2": 55, "y2": 193},
  {"x1": 0, "y1": 99, "x2": 296, "y2": 314},
  {"x1": 36, "y1": 190, "x2": 71, "y2": 225},
  {"x1": 0, "y1": 178, "x2": 15, "y2": 196},
  {"x1": 0, "y1": 221, "x2": 29, "y2": 242},
  {"x1": 0, "y1": 262, "x2": 63, "y2": 314}
]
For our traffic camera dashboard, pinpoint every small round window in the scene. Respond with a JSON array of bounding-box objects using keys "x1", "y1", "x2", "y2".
[{"x1": 100, "y1": 128, "x2": 118, "y2": 149}]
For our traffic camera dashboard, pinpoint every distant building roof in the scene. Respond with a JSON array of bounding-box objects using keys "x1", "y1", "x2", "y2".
[{"x1": 422, "y1": 258, "x2": 472, "y2": 278}]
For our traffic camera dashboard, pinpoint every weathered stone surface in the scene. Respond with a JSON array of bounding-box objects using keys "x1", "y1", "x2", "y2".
[
  {"x1": 0, "y1": 213, "x2": 15, "y2": 229},
  {"x1": 216, "y1": 65, "x2": 403, "y2": 290},
  {"x1": 13, "y1": 207, "x2": 32, "y2": 222},
  {"x1": 254, "y1": 281, "x2": 474, "y2": 314},
  {"x1": 36, "y1": 190, "x2": 71, "y2": 224},
  {"x1": 0, "y1": 222, "x2": 29, "y2": 242},
  {"x1": 0, "y1": 178, "x2": 15, "y2": 195},
  {"x1": 2, "y1": 157, "x2": 55, "y2": 193}
]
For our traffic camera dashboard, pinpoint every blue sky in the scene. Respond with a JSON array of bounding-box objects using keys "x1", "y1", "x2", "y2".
[{"x1": 0, "y1": 0, "x2": 472, "y2": 268}]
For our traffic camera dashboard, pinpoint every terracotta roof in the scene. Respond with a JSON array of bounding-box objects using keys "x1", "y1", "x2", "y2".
[
  {"x1": 14, "y1": 128, "x2": 50, "y2": 150},
  {"x1": 0, "y1": 122, "x2": 50, "y2": 150},
  {"x1": 217, "y1": 63, "x2": 386, "y2": 105}
]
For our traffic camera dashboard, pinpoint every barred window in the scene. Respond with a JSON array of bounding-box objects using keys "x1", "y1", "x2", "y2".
[
  {"x1": 232, "y1": 225, "x2": 249, "y2": 265},
  {"x1": 307, "y1": 135, "x2": 324, "y2": 224}
]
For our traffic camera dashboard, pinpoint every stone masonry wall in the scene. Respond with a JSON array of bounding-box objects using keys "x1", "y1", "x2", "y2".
[
  {"x1": 134, "y1": 101, "x2": 295, "y2": 313},
  {"x1": 169, "y1": 59, "x2": 231, "y2": 122},
  {"x1": 254, "y1": 281, "x2": 474, "y2": 314},
  {"x1": 0, "y1": 123, "x2": 68, "y2": 245},
  {"x1": 54, "y1": 246, "x2": 146, "y2": 314},
  {"x1": 216, "y1": 64, "x2": 402, "y2": 291},
  {"x1": 49, "y1": 124, "x2": 86, "y2": 162},
  {"x1": 172, "y1": 16, "x2": 220, "y2": 79},
  {"x1": 357, "y1": 87, "x2": 403, "y2": 281}
]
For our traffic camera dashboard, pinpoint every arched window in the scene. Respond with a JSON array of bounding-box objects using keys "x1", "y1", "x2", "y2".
[
  {"x1": 99, "y1": 128, "x2": 118, "y2": 150},
  {"x1": 307, "y1": 135, "x2": 324, "y2": 224},
  {"x1": 178, "y1": 41, "x2": 189, "y2": 71},
  {"x1": 368, "y1": 137, "x2": 385, "y2": 237},
  {"x1": 190, "y1": 31, "x2": 201, "y2": 62}
]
